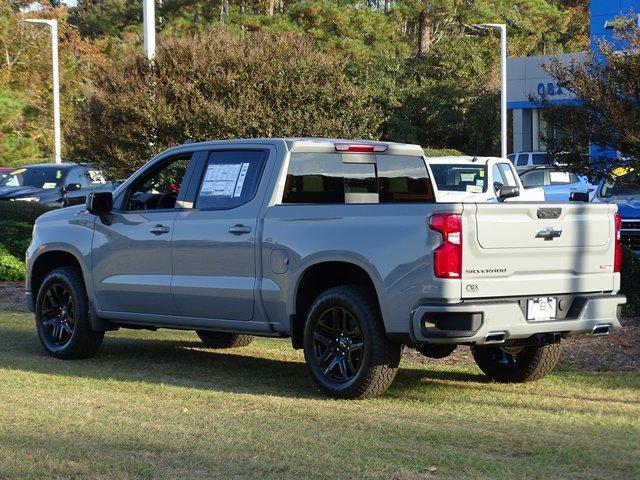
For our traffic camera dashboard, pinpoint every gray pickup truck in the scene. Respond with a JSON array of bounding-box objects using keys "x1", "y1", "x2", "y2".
[{"x1": 25, "y1": 138, "x2": 625, "y2": 398}]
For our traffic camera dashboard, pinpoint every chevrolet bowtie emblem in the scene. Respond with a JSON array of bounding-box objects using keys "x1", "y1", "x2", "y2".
[{"x1": 536, "y1": 227, "x2": 562, "y2": 241}]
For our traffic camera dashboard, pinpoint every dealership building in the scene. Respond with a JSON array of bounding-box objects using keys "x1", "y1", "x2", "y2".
[{"x1": 507, "y1": 0, "x2": 639, "y2": 157}]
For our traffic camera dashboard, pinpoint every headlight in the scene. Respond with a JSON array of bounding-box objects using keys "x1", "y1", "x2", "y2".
[{"x1": 14, "y1": 196, "x2": 40, "y2": 202}]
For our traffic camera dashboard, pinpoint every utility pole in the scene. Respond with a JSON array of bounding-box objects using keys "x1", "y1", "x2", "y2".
[
  {"x1": 476, "y1": 23, "x2": 508, "y2": 158},
  {"x1": 143, "y1": 0, "x2": 156, "y2": 60},
  {"x1": 23, "y1": 19, "x2": 61, "y2": 164}
]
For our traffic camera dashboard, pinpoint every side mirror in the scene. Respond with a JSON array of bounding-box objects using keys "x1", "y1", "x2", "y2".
[
  {"x1": 87, "y1": 191, "x2": 113, "y2": 215},
  {"x1": 497, "y1": 186, "x2": 520, "y2": 202},
  {"x1": 64, "y1": 183, "x2": 82, "y2": 192},
  {"x1": 569, "y1": 191, "x2": 590, "y2": 202}
]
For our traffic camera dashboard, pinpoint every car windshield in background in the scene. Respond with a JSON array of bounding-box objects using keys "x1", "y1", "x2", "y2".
[
  {"x1": 0, "y1": 167, "x2": 65, "y2": 189},
  {"x1": 430, "y1": 164, "x2": 487, "y2": 193},
  {"x1": 601, "y1": 175, "x2": 640, "y2": 197}
]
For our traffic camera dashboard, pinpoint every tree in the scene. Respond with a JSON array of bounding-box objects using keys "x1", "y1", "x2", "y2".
[
  {"x1": 69, "y1": 29, "x2": 382, "y2": 179},
  {"x1": 0, "y1": 90, "x2": 40, "y2": 166},
  {"x1": 540, "y1": 22, "x2": 640, "y2": 178}
]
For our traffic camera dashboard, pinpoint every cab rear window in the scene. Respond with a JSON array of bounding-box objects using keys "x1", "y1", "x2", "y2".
[{"x1": 282, "y1": 153, "x2": 434, "y2": 204}]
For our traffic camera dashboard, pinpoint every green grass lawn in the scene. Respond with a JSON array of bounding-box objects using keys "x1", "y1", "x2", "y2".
[{"x1": 0, "y1": 312, "x2": 638, "y2": 479}]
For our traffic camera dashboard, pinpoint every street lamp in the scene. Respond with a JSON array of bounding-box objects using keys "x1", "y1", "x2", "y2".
[
  {"x1": 22, "y1": 19, "x2": 61, "y2": 164},
  {"x1": 143, "y1": 0, "x2": 156, "y2": 60},
  {"x1": 475, "y1": 23, "x2": 508, "y2": 159}
]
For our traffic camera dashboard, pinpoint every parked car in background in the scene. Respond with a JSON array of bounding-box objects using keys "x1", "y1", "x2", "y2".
[
  {"x1": 0, "y1": 163, "x2": 113, "y2": 208},
  {"x1": 508, "y1": 151, "x2": 553, "y2": 171},
  {"x1": 519, "y1": 166, "x2": 595, "y2": 202},
  {"x1": 593, "y1": 169, "x2": 640, "y2": 254},
  {"x1": 0, "y1": 167, "x2": 13, "y2": 179},
  {"x1": 426, "y1": 156, "x2": 544, "y2": 202}
]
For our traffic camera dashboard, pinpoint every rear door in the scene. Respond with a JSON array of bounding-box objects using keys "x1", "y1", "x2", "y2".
[
  {"x1": 170, "y1": 147, "x2": 273, "y2": 321},
  {"x1": 462, "y1": 203, "x2": 617, "y2": 298}
]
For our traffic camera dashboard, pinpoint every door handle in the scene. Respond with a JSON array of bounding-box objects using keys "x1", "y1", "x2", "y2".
[
  {"x1": 150, "y1": 224, "x2": 171, "y2": 235},
  {"x1": 228, "y1": 224, "x2": 252, "y2": 235}
]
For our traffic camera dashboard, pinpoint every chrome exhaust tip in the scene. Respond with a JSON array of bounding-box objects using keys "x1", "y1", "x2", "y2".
[
  {"x1": 484, "y1": 331, "x2": 507, "y2": 344},
  {"x1": 592, "y1": 324, "x2": 611, "y2": 337}
]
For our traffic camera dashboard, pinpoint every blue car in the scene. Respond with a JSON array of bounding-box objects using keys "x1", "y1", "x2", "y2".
[
  {"x1": 519, "y1": 166, "x2": 594, "y2": 202},
  {"x1": 593, "y1": 171, "x2": 640, "y2": 254}
]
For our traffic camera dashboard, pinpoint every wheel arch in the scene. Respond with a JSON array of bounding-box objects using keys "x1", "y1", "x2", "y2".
[
  {"x1": 290, "y1": 260, "x2": 383, "y2": 349},
  {"x1": 30, "y1": 249, "x2": 86, "y2": 300}
]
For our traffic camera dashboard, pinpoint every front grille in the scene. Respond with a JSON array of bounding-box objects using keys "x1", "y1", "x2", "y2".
[
  {"x1": 621, "y1": 230, "x2": 640, "y2": 251},
  {"x1": 622, "y1": 220, "x2": 640, "y2": 230}
]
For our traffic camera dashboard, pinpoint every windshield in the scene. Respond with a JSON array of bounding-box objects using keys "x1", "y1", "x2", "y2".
[
  {"x1": 429, "y1": 164, "x2": 487, "y2": 193},
  {"x1": 601, "y1": 174, "x2": 640, "y2": 197},
  {"x1": 0, "y1": 167, "x2": 66, "y2": 189}
]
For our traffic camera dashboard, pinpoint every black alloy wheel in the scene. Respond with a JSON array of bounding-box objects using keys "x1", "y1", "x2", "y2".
[
  {"x1": 312, "y1": 306, "x2": 364, "y2": 383},
  {"x1": 39, "y1": 283, "x2": 76, "y2": 348}
]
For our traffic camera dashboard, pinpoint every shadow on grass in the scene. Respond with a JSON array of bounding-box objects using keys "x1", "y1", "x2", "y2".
[
  {"x1": 0, "y1": 326, "x2": 492, "y2": 400},
  {"x1": 1, "y1": 325, "x2": 636, "y2": 401}
]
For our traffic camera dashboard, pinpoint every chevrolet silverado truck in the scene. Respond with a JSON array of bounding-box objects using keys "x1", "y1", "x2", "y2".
[{"x1": 25, "y1": 139, "x2": 626, "y2": 399}]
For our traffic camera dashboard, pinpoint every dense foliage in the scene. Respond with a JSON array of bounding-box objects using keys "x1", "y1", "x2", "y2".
[
  {"x1": 1, "y1": 0, "x2": 590, "y2": 174},
  {"x1": 0, "y1": 220, "x2": 32, "y2": 258},
  {"x1": 540, "y1": 22, "x2": 640, "y2": 179},
  {"x1": 70, "y1": 30, "x2": 382, "y2": 177},
  {"x1": 0, "y1": 245, "x2": 24, "y2": 281}
]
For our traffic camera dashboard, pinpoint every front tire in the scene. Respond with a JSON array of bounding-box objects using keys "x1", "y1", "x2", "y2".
[
  {"x1": 471, "y1": 343, "x2": 561, "y2": 383},
  {"x1": 196, "y1": 331, "x2": 253, "y2": 349},
  {"x1": 35, "y1": 267, "x2": 104, "y2": 359},
  {"x1": 303, "y1": 285, "x2": 401, "y2": 399}
]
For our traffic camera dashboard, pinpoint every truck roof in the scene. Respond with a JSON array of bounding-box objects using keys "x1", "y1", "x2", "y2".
[
  {"x1": 425, "y1": 156, "x2": 504, "y2": 165},
  {"x1": 174, "y1": 138, "x2": 425, "y2": 157}
]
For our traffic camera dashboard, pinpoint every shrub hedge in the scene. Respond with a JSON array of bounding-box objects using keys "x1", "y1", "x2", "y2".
[
  {"x1": 0, "y1": 246, "x2": 25, "y2": 282},
  {"x1": 0, "y1": 220, "x2": 32, "y2": 258},
  {"x1": 0, "y1": 201, "x2": 50, "y2": 225}
]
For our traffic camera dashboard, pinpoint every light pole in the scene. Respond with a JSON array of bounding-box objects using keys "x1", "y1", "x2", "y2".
[
  {"x1": 476, "y1": 23, "x2": 508, "y2": 159},
  {"x1": 143, "y1": 0, "x2": 156, "y2": 60},
  {"x1": 23, "y1": 19, "x2": 61, "y2": 164}
]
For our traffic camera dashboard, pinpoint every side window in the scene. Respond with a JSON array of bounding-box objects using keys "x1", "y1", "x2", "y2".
[
  {"x1": 516, "y1": 154, "x2": 529, "y2": 166},
  {"x1": 195, "y1": 150, "x2": 267, "y2": 209},
  {"x1": 377, "y1": 155, "x2": 434, "y2": 203},
  {"x1": 125, "y1": 155, "x2": 192, "y2": 211},
  {"x1": 66, "y1": 168, "x2": 90, "y2": 188},
  {"x1": 520, "y1": 170, "x2": 546, "y2": 187},
  {"x1": 492, "y1": 164, "x2": 505, "y2": 191},
  {"x1": 507, "y1": 154, "x2": 516, "y2": 163},
  {"x1": 498, "y1": 163, "x2": 517, "y2": 187},
  {"x1": 532, "y1": 153, "x2": 549, "y2": 165}
]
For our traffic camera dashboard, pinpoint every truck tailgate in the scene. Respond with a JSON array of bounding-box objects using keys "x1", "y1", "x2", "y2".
[{"x1": 462, "y1": 202, "x2": 618, "y2": 298}]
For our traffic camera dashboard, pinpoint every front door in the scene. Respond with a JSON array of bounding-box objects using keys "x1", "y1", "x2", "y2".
[
  {"x1": 92, "y1": 153, "x2": 197, "y2": 315},
  {"x1": 171, "y1": 148, "x2": 270, "y2": 321}
]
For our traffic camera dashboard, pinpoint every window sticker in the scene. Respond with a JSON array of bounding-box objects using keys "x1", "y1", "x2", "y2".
[
  {"x1": 56, "y1": 170, "x2": 62, "y2": 179},
  {"x1": 200, "y1": 163, "x2": 249, "y2": 197},
  {"x1": 10, "y1": 168, "x2": 26, "y2": 175},
  {"x1": 549, "y1": 171, "x2": 570, "y2": 183},
  {"x1": 475, "y1": 179, "x2": 484, "y2": 186},
  {"x1": 466, "y1": 185, "x2": 482, "y2": 193},
  {"x1": 233, "y1": 163, "x2": 250, "y2": 197},
  {"x1": 42, "y1": 182, "x2": 57, "y2": 189}
]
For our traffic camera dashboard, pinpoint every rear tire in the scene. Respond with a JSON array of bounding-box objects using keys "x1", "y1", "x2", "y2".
[
  {"x1": 196, "y1": 331, "x2": 253, "y2": 349},
  {"x1": 35, "y1": 267, "x2": 104, "y2": 359},
  {"x1": 303, "y1": 285, "x2": 401, "y2": 399},
  {"x1": 471, "y1": 343, "x2": 561, "y2": 383}
]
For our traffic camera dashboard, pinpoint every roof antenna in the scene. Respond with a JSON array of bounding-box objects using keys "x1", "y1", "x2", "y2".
[{"x1": 471, "y1": 156, "x2": 478, "y2": 162}]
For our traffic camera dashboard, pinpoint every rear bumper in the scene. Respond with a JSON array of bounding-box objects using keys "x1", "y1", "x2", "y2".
[{"x1": 411, "y1": 293, "x2": 625, "y2": 345}]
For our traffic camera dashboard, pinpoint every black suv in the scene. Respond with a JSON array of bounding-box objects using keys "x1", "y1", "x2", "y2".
[{"x1": 0, "y1": 163, "x2": 113, "y2": 208}]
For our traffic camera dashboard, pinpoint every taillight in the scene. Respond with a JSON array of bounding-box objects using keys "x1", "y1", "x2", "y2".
[
  {"x1": 614, "y1": 213, "x2": 622, "y2": 273},
  {"x1": 429, "y1": 213, "x2": 462, "y2": 279}
]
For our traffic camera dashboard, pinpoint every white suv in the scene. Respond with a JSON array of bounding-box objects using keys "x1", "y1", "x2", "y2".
[{"x1": 508, "y1": 151, "x2": 552, "y2": 170}]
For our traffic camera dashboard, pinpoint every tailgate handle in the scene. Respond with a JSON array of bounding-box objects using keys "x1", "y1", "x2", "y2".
[{"x1": 537, "y1": 208, "x2": 561, "y2": 220}]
